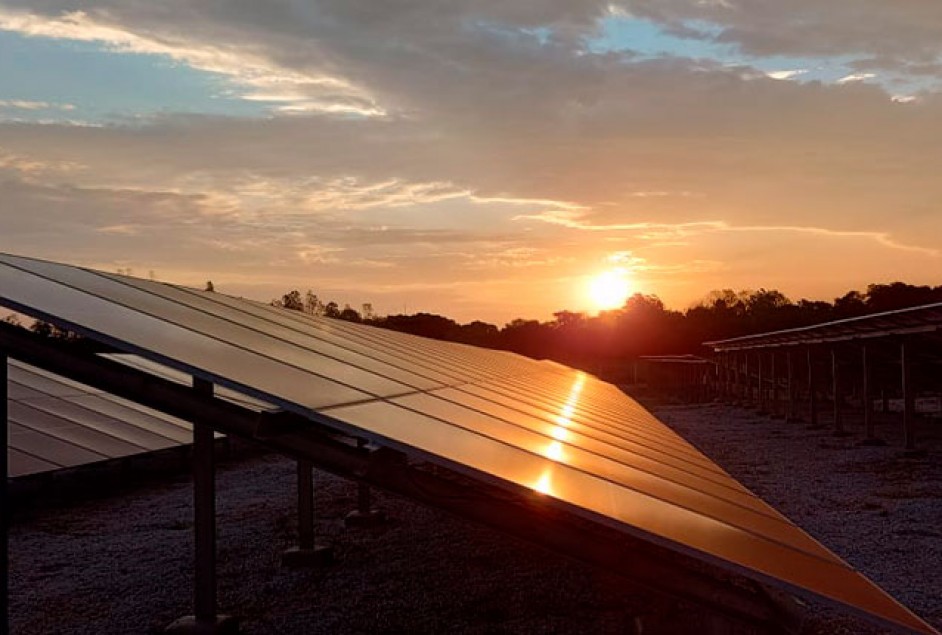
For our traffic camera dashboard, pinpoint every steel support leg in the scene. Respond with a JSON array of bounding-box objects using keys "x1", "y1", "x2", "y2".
[
  {"x1": 166, "y1": 378, "x2": 236, "y2": 634},
  {"x1": 831, "y1": 348, "x2": 845, "y2": 435},
  {"x1": 732, "y1": 353, "x2": 740, "y2": 404},
  {"x1": 298, "y1": 460, "x2": 314, "y2": 551},
  {"x1": 901, "y1": 341, "x2": 917, "y2": 452},
  {"x1": 745, "y1": 353, "x2": 752, "y2": 406},
  {"x1": 194, "y1": 379, "x2": 217, "y2": 625},
  {"x1": 860, "y1": 344, "x2": 884, "y2": 446},
  {"x1": 807, "y1": 347, "x2": 819, "y2": 428},
  {"x1": 785, "y1": 350, "x2": 796, "y2": 422},
  {"x1": 1, "y1": 352, "x2": 8, "y2": 635},
  {"x1": 282, "y1": 460, "x2": 333, "y2": 567},
  {"x1": 756, "y1": 352, "x2": 766, "y2": 414},
  {"x1": 769, "y1": 352, "x2": 779, "y2": 417},
  {"x1": 345, "y1": 439, "x2": 387, "y2": 528}
]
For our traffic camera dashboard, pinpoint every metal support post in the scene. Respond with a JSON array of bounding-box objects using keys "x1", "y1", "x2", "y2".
[
  {"x1": 860, "y1": 344, "x2": 883, "y2": 446},
  {"x1": 785, "y1": 350, "x2": 796, "y2": 422},
  {"x1": 807, "y1": 347, "x2": 819, "y2": 428},
  {"x1": 901, "y1": 341, "x2": 916, "y2": 452},
  {"x1": 769, "y1": 352, "x2": 779, "y2": 417},
  {"x1": 831, "y1": 348, "x2": 845, "y2": 435},
  {"x1": 756, "y1": 352, "x2": 766, "y2": 414},
  {"x1": 744, "y1": 353, "x2": 751, "y2": 405},
  {"x1": 166, "y1": 378, "x2": 236, "y2": 634},
  {"x1": 741, "y1": 352, "x2": 747, "y2": 403},
  {"x1": 345, "y1": 439, "x2": 387, "y2": 528},
  {"x1": 862, "y1": 345, "x2": 871, "y2": 437},
  {"x1": 1, "y1": 352, "x2": 8, "y2": 635},
  {"x1": 732, "y1": 353, "x2": 740, "y2": 403},
  {"x1": 298, "y1": 460, "x2": 314, "y2": 551},
  {"x1": 282, "y1": 460, "x2": 333, "y2": 567},
  {"x1": 193, "y1": 378, "x2": 217, "y2": 625}
]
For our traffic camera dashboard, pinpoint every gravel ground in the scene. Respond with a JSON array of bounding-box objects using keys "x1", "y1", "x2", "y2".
[
  {"x1": 8, "y1": 402, "x2": 942, "y2": 635},
  {"x1": 652, "y1": 402, "x2": 942, "y2": 635}
]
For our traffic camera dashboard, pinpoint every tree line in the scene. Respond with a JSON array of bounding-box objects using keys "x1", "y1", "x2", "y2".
[
  {"x1": 272, "y1": 282, "x2": 942, "y2": 369},
  {"x1": 6, "y1": 279, "x2": 939, "y2": 373}
]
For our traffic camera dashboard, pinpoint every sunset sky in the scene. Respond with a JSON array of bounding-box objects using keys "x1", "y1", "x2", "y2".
[{"x1": 1, "y1": 2, "x2": 940, "y2": 324}]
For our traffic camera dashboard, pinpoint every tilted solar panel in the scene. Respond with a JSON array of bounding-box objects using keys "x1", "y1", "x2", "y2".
[
  {"x1": 6, "y1": 359, "x2": 195, "y2": 477},
  {"x1": 0, "y1": 252, "x2": 935, "y2": 634}
]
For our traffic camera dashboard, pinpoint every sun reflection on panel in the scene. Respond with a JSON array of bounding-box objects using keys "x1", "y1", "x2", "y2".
[
  {"x1": 533, "y1": 470, "x2": 554, "y2": 495},
  {"x1": 550, "y1": 426, "x2": 570, "y2": 441},
  {"x1": 532, "y1": 373, "x2": 589, "y2": 495},
  {"x1": 545, "y1": 440, "x2": 564, "y2": 461}
]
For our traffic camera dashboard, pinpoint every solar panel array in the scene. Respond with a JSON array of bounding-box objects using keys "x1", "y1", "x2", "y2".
[
  {"x1": 6, "y1": 358, "x2": 195, "y2": 477},
  {"x1": 0, "y1": 252, "x2": 934, "y2": 634},
  {"x1": 706, "y1": 302, "x2": 942, "y2": 350}
]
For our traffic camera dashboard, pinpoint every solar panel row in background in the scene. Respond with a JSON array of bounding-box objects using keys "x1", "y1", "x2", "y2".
[
  {"x1": 7, "y1": 359, "x2": 193, "y2": 477},
  {"x1": 0, "y1": 252, "x2": 934, "y2": 635}
]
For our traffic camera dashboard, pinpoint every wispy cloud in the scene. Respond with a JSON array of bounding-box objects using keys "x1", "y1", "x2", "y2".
[
  {"x1": 837, "y1": 72, "x2": 876, "y2": 84},
  {"x1": 518, "y1": 210, "x2": 940, "y2": 256},
  {"x1": 0, "y1": 99, "x2": 75, "y2": 110},
  {"x1": 0, "y1": 8, "x2": 382, "y2": 116},
  {"x1": 766, "y1": 70, "x2": 807, "y2": 81},
  {"x1": 0, "y1": 149, "x2": 83, "y2": 178}
]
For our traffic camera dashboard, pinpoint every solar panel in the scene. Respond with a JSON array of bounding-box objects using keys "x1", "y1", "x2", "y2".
[
  {"x1": 101, "y1": 354, "x2": 279, "y2": 413},
  {"x1": 6, "y1": 359, "x2": 196, "y2": 477},
  {"x1": 0, "y1": 252, "x2": 935, "y2": 634}
]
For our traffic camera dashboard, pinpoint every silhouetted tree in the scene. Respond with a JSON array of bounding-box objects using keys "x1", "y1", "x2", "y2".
[
  {"x1": 30, "y1": 320, "x2": 53, "y2": 338},
  {"x1": 500, "y1": 319, "x2": 547, "y2": 358},
  {"x1": 833, "y1": 290, "x2": 866, "y2": 319},
  {"x1": 865, "y1": 282, "x2": 942, "y2": 313},
  {"x1": 304, "y1": 290, "x2": 323, "y2": 315},
  {"x1": 459, "y1": 320, "x2": 499, "y2": 346},
  {"x1": 29, "y1": 320, "x2": 75, "y2": 340},
  {"x1": 279, "y1": 290, "x2": 304, "y2": 311},
  {"x1": 267, "y1": 280, "x2": 941, "y2": 371},
  {"x1": 339, "y1": 305, "x2": 362, "y2": 322}
]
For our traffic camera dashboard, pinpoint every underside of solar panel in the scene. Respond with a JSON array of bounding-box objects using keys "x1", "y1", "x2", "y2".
[{"x1": 0, "y1": 252, "x2": 936, "y2": 634}]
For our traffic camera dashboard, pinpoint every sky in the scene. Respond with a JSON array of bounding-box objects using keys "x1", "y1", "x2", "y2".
[{"x1": 0, "y1": 2, "x2": 940, "y2": 324}]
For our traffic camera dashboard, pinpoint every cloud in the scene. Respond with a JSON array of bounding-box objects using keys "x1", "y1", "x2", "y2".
[
  {"x1": 0, "y1": 99, "x2": 75, "y2": 110},
  {"x1": 0, "y1": 7, "x2": 382, "y2": 115},
  {"x1": 0, "y1": 1, "x2": 940, "y2": 319},
  {"x1": 0, "y1": 148, "x2": 84, "y2": 177},
  {"x1": 765, "y1": 70, "x2": 806, "y2": 81},
  {"x1": 621, "y1": 1, "x2": 942, "y2": 76},
  {"x1": 837, "y1": 72, "x2": 876, "y2": 84},
  {"x1": 517, "y1": 211, "x2": 940, "y2": 257}
]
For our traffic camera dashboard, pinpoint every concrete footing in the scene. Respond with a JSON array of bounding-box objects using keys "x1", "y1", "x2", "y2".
[
  {"x1": 344, "y1": 509, "x2": 387, "y2": 528},
  {"x1": 165, "y1": 615, "x2": 238, "y2": 635}
]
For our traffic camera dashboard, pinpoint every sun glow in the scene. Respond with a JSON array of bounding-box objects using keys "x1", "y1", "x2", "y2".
[{"x1": 587, "y1": 269, "x2": 631, "y2": 311}]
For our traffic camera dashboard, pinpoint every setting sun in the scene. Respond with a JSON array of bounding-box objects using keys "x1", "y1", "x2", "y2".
[{"x1": 587, "y1": 269, "x2": 632, "y2": 311}]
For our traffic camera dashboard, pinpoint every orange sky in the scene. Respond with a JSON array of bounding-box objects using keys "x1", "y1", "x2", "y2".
[{"x1": 0, "y1": 2, "x2": 940, "y2": 324}]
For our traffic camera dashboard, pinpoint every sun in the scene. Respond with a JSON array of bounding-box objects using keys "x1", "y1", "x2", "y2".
[{"x1": 587, "y1": 269, "x2": 631, "y2": 311}]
